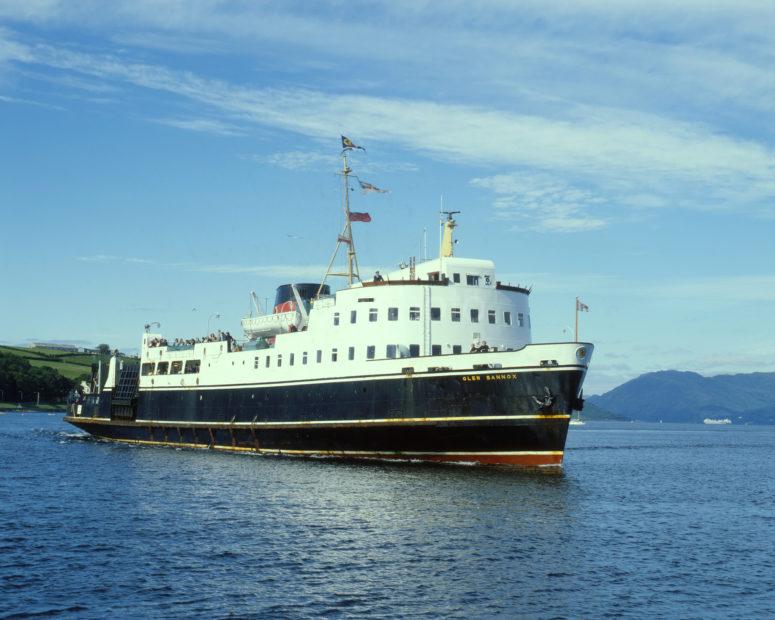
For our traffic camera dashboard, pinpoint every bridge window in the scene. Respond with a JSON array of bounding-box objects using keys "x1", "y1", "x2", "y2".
[
  {"x1": 184, "y1": 360, "x2": 200, "y2": 374},
  {"x1": 430, "y1": 307, "x2": 441, "y2": 321},
  {"x1": 504, "y1": 311, "x2": 512, "y2": 325},
  {"x1": 141, "y1": 363, "x2": 154, "y2": 376},
  {"x1": 452, "y1": 345, "x2": 462, "y2": 354},
  {"x1": 302, "y1": 352, "x2": 308, "y2": 365},
  {"x1": 277, "y1": 354, "x2": 282, "y2": 368},
  {"x1": 316, "y1": 349, "x2": 322, "y2": 363},
  {"x1": 488, "y1": 310, "x2": 496, "y2": 324},
  {"x1": 518, "y1": 313, "x2": 524, "y2": 327},
  {"x1": 170, "y1": 361, "x2": 182, "y2": 375},
  {"x1": 409, "y1": 344, "x2": 420, "y2": 357},
  {"x1": 254, "y1": 356, "x2": 259, "y2": 369},
  {"x1": 466, "y1": 275, "x2": 480, "y2": 286},
  {"x1": 451, "y1": 307, "x2": 460, "y2": 322},
  {"x1": 350, "y1": 310, "x2": 357, "y2": 324},
  {"x1": 333, "y1": 312, "x2": 340, "y2": 326},
  {"x1": 331, "y1": 348, "x2": 338, "y2": 362},
  {"x1": 470, "y1": 309, "x2": 479, "y2": 323},
  {"x1": 386, "y1": 344, "x2": 397, "y2": 359},
  {"x1": 156, "y1": 362, "x2": 169, "y2": 375},
  {"x1": 366, "y1": 345, "x2": 375, "y2": 359},
  {"x1": 265, "y1": 355, "x2": 270, "y2": 368},
  {"x1": 388, "y1": 307, "x2": 398, "y2": 321},
  {"x1": 453, "y1": 273, "x2": 460, "y2": 283},
  {"x1": 431, "y1": 344, "x2": 442, "y2": 356},
  {"x1": 348, "y1": 346, "x2": 355, "y2": 360},
  {"x1": 409, "y1": 307, "x2": 420, "y2": 321},
  {"x1": 369, "y1": 308, "x2": 378, "y2": 322},
  {"x1": 289, "y1": 353, "x2": 295, "y2": 366}
]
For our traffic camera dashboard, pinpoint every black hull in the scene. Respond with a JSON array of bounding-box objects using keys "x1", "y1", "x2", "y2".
[{"x1": 66, "y1": 367, "x2": 584, "y2": 467}]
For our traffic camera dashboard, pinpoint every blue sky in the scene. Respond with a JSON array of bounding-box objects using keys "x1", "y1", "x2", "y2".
[{"x1": 1, "y1": 1, "x2": 774, "y2": 393}]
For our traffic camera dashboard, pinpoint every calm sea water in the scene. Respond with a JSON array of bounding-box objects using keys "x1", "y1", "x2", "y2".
[{"x1": 1, "y1": 413, "x2": 773, "y2": 619}]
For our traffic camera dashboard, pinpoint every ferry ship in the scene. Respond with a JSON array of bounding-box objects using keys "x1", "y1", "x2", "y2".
[{"x1": 65, "y1": 139, "x2": 594, "y2": 467}]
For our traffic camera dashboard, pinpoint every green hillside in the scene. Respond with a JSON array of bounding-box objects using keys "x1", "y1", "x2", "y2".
[{"x1": 0, "y1": 345, "x2": 109, "y2": 381}]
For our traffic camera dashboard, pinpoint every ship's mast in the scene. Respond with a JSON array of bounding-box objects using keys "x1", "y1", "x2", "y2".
[{"x1": 318, "y1": 150, "x2": 362, "y2": 297}]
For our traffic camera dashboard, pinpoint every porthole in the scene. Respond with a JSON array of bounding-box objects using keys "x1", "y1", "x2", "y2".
[{"x1": 576, "y1": 347, "x2": 587, "y2": 360}]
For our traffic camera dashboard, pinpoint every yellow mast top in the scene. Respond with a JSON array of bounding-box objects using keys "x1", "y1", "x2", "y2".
[{"x1": 440, "y1": 211, "x2": 459, "y2": 258}]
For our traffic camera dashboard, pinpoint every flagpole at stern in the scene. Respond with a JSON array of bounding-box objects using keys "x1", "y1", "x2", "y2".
[{"x1": 575, "y1": 297, "x2": 579, "y2": 342}]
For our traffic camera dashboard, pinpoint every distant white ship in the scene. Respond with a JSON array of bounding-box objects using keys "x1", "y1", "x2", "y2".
[
  {"x1": 569, "y1": 412, "x2": 585, "y2": 426},
  {"x1": 703, "y1": 418, "x2": 732, "y2": 425}
]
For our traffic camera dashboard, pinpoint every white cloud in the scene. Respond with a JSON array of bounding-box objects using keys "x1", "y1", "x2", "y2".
[
  {"x1": 253, "y1": 150, "x2": 338, "y2": 171},
  {"x1": 471, "y1": 173, "x2": 609, "y2": 233},
  {"x1": 75, "y1": 254, "x2": 364, "y2": 281},
  {"x1": 639, "y1": 275, "x2": 775, "y2": 303},
  {"x1": 77, "y1": 254, "x2": 154, "y2": 264},
  {"x1": 0, "y1": 93, "x2": 65, "y2": 110},
  {"x1": 3, "y1": 37, "x2": 772, "y2": 221},
  {"x1": 151, "y1": 117, "x2": 245, "y2": 137}
]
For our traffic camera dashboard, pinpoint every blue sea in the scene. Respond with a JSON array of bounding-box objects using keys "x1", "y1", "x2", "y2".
[{"x1": 1, "y1": 413, "x2": 773, "y2": 619}]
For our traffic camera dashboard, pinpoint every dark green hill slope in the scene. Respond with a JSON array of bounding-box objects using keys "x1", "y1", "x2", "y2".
[{"x1": 589, "y1": 370, "x2": 775, "y2": 424}]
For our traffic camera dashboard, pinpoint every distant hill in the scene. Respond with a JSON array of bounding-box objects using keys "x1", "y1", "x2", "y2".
[
  {"x1": 589, "y1": 370, "x2": 775, "y2": 424},
  {"x1": 0, "y1": 345, "x2": 106, "y2": 381},
  {"x1": 576, "y1": 401, "x2": 630, "y2": 421}
]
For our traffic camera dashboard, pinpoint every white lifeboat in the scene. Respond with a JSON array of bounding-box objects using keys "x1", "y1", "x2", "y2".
[{"x1": 241, "y1": 310, "x2": 299, "y2": 339}]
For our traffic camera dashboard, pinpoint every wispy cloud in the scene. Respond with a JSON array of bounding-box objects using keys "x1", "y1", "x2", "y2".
[
  {"x1": 150, "y1": 117, "x2": 245, "y2": 137},
  {"x1": 0, "y1": 93, "x2": 65, "y2": 110},
  {"x1": 3, "y1": 36, "x2": 772, "y2": 223},
  {"x1": 76, "y1": 254, "x2": 341, "y2": 280},
  {"x1": 251, "y1": 150, "x2": 339, "y2": 171},
  {"x1": 471, "y1": 173, "x2": 608, "y2": 232},
  {"x1": 77, "y1": 254, "x2": 154, "y2": 265},
  {"x1": 639, "y1": 275, "x2": 775, "y2": 303}
]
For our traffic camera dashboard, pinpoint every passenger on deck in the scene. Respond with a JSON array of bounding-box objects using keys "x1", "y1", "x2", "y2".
[{"x1": 373, "y1": 271, "x2": 384, "y2": 282}]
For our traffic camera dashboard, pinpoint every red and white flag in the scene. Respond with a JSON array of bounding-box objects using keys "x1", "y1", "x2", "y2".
[
  {"x1": 349, "y1": 212, "x2": 371, "y2": 223},
  {"x1": 576, "y1": 298, "x2": 590, "y2": 312}
]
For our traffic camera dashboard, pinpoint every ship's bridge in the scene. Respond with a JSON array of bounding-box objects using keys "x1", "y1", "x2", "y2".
[{"x1": 386, "y1": 257, "x2": 496, "y2": 288}]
